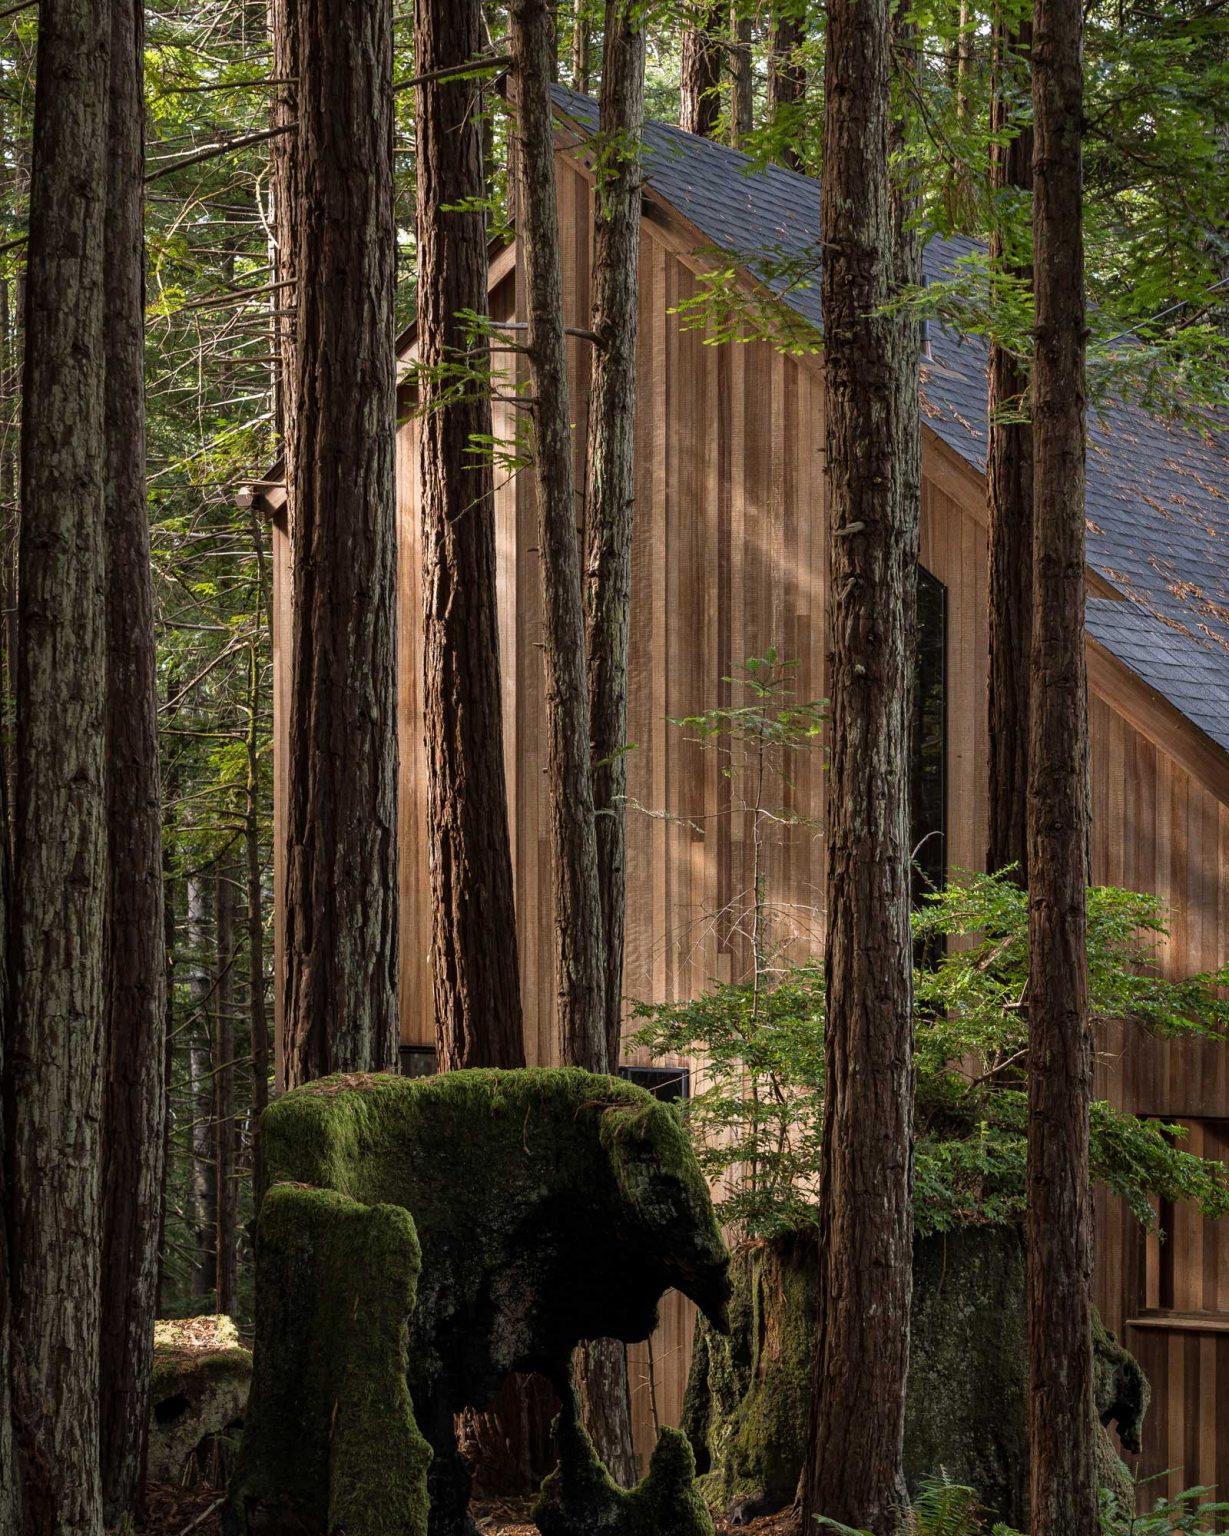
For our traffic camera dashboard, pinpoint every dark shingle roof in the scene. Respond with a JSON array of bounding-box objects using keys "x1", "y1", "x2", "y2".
[{"x1": 552, "y1": 85, "x2": 1229, "y2": 758}]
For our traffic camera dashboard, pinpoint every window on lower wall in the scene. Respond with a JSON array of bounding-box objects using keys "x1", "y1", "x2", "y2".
[
  {"x1": 1142, "y1": 1117, "x2": 1229, "y2": 1315},
  {"x1": 912, "y1": 564, "x2": 947, "y2": 910}
]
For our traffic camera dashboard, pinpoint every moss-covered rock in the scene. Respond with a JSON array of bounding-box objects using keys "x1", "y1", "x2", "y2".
[
  {"x1": 536, "y1": 1386, "x2": 714, "y2": 1536},
  {"x1": 685, "y1": 1224, "x2": 1147, "y2": 1529},
  {"x1": 149, "y1": 1315, "x2": 252, "y2": 1486},
  {"x1": 252, "y1": 1068, "x2": 730, "y2": 1535},
  {"x1": 229, "y1": 1184, "x2": 431, "y2": 1536}
]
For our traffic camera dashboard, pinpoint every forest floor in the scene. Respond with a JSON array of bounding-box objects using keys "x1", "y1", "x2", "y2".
[{"x1": 143, "y1": 1485, "x2": 799, "y2": 1536}]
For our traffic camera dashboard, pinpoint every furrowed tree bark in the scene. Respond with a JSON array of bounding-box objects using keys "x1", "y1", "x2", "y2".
[
  {"x1": 215, "y1": 865, "x2": 237, "y2": 1316},
  {"x1": 0, "y1": 632, "x2": 15, "y2": 1536},
  {"x1": 572, "y1": 0, "x2": 591, "y2": 91},
  {"x1": 283, "y1": 0, "x2": 399, "y2": 1084},
  {"x1": 575, "y1": 9, "x2": 647, "y2": 1482},
  {"x1": 730, "y1": 4, "x2": 753, "y2": 146},
  {"x1": 188, "y1": 872, "x2": 217, "y2": 1298},
  {"x1": 415, "y1": 0, "x2": 525, "y2": 1074},
  {"x1": 679, "y1": 2, "x2": 725, "y2": 136},
  {"x1": 1027, "y1": 0, "x2": 1097, "y2": 1527},
  {"x1": 986, "y1": 6, "x2": 1034, "y2": 882},
  {"x1": 585, "y1": 0, "x2": 645, "y2": 1101},
  {"x1": 768, "y1": 4, "x2": 806, "y2": 171},
  {"x1": 9, "y1": 1, "x2": 111, "y2": 1531},
  {"x1": 509, "y1": 0, "x2": 607, "y2": 1071},
  {"x1": 800, "y1": 0, "x2": 917, "y2": 1520},
  {"x1": 245, "y1": 629, "x2": 269, "y2": 1199},
  {"x1": 99, "y1": 0, "x2": 168, "y2": 1519},
  {"x1": 269, "y1": 0, "x2": 298, "y2": 462}
]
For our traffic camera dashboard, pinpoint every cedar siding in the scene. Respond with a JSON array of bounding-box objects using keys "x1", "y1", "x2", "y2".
[{"x1": 267, "y1": 144, "x2": 1229, "y2": 1493}]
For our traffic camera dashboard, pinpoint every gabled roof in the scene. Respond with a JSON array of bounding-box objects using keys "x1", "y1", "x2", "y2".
[{"x1": 553, "y1": 85, "x2": 1229, "y2": 761}]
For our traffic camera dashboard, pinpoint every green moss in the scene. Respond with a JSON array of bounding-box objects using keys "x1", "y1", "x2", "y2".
[
  {"x1": 261, "y1": 1070, "x2": 728, "y2": 1383},
  {"x1": 149, "y1": 1315, "x2": 252, "y2": 1485},
  {"x1": 686, "y1": 1224, "x2": 1148, "y2": 1530},
  {"x1": 536, "y1": 1388, "x2": 715, "y2": 1536},
  {"x1": 230, "y1": 1184, "x2": 430, "y2": 1536},
  {"x1": 255, "y1": 1068, "x2": 730, "y2": 1535},
  {"x1": 1093, "y1": 1309, "x2": 1150, "y2": 1456}
]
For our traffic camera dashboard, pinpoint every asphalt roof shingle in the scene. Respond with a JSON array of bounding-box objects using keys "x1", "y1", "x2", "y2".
[{"x1": 552, "y1": 85, "x2": 1229, "y2": 758}]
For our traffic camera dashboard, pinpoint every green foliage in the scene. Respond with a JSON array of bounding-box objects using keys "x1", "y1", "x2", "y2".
[
  {"x1": 632, "y1": 868, "x2": 1229, "y2": 1240},
  {"x1": 1101, "y1": 1485, "x2": 1229, "y2": 1536}
]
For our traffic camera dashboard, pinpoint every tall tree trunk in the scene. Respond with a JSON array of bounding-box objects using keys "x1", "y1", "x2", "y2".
[
  {"x1": 187, "y1": 872, "x2": 216, "y2": 1298},
  {"x1": 679, "y1": 2, "x2": 724, "y2": 136},
  {"x1": 156, "y1": 678, "x2": 180, "y2": 1317},
  {"x1": 1027, "y1": 0, "x2": 1097, "y2": 1527},
  {"x1": 986, "y1": 8, "x2": 1033, "y2": 881},
  {"x1": 509, "y1": 0, "x2": 607, "y2": 1070},
  {"x1": 98, "y1": 0, "x2": 167, "y2": 1519},
  {"x1": 730, "y1": 4, "x2": 753, "y2": 146},
  {"x1": 574, "y1": 6, "x2": 648, "y2": 1484},
  {"x1": 214, "y1": 866, "x2": 237, "y2": 1316},
  {"x1": 269, "y1": 0, "x2": 299, "y2": 465},
  {"x1": 283, "y1": 0, "x2": 399, "y2": 1084},
  {"x1": 245, "y1": 630, "x2": 269, "y2": 1199},
  {"x1": 585, "y1": 0, "x2": 645, "y2": 1100},
  {"x1": 415, "y1": 0, "x2": 525, "y2": 1073},
  {"x1": 801, "y1": 0, "x2": 917, "y2": 1520},
  {"x1": 767, "y1": 5, "x2": 806, "y2": 171},
  {"x1": 572, "y1": 0, "x2": 591, "y2": 91},
  {"x1": 9, "y1": 0, "x2": 111, "y2": 1531},
  {"x1": 0, "y1": 615, "x2": 15, "y2": 1536}
]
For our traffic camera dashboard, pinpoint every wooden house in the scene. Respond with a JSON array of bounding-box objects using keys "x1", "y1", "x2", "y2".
[{"x1": 257, "y1": 88, "x2": 1229, "y2": 1498}]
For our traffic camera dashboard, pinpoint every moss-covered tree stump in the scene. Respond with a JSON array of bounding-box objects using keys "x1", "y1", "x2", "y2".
[
  {"x1": 149, "y1": 1315, "x2": 252, "y2": 1486},
  {"x1": 536, "y1": 1388, "x2": 715, "y2": 1536},
  {"x1": 234, "y1": 1068, "x2": 730, "y2": 1536},
  {"x1": 684, "y1": 1224, "x2": 1148, "y2": 1528},
  {"x1": 229, "y1": 1184, "x2": 431, "y2": 1536}
]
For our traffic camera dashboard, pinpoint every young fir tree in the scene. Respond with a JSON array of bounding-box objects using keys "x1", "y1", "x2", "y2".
[
  {"x1": 415, "y1": 0, "x2": 525, "y2": 1072},
  {"x1": 8, "y1": 0, "x2": 111, "y2": 1531},
  {"x1": 99, "y1": 0, "x2": 168, "y2": 1518},
  {"x1": 282, "y1": 0, "x2": 400, "y2": 1082},
  {"x1": 1026, "y1": 0, "x2": 1099, "y2": 1527},
  {"x1": 801, "y1": 0, "x2": 919, "y2": 1523}
]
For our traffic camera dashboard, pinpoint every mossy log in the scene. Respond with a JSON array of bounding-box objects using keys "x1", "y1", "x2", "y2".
[
  {"x1": 685, "y1": 1224, "x2": 1147, "y2": 1528},
  {"x1": 149, "y1": 1315, "x2": 252, "y2": 1486},
  {"x1": 229, "y1": 1184, "x2": 431, "y2": 1536},
  {"x1": 238, "y1": 1068, "x2": 730, "y2": 1536}
]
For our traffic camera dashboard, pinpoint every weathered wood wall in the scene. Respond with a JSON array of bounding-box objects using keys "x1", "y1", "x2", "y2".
[{"x1": 272, "y1": 143, "x2": 1229, "y2": 1494}]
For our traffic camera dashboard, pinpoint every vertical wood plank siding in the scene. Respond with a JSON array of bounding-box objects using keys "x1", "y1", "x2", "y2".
[{"x1": 274, "y1": 149, "x2": 1229, "y2": 1484}]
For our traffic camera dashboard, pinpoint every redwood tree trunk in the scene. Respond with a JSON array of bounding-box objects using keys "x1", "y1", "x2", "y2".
[
  {"x1": 415, "y1": 0, "x2": 525, "y2": 1073},
  {"x1": 283, "y1": 0, "x2": 400, "y2": 1084},
  {"x1": 767, "y1": 5, "x2": 806, "y2": 171},
  {"x1": 730, "y1": 5, "x2": 753, "y2": 145},
  {"x1": 1026, "y1": 0, "x2": 1097, "y2": 1527},
  {"x1": 509, "y1": 0, "x2": 607, "y2": 1071},
  {"x1": 986, "y1": 8, "x2": 1034, "y2": 882},
  {"x1": 245, "y1": 626, "x2": 269, "y2": 1198},
  {"x1": 572, "y1": 0, "x2": 591, "y2": 91},
  {"x1": 215, "y1": 866, "x2": 237, "y2": 1315},
  {"x1": 585, "y1": 0, "x2": 645, "y2": 1086},
  {"x1": 800, "y1": 0, "x2": 917, "y2": 1521},
  {"x1": 99, "y1": 0, "x2": 168, "y2": 1518},
  {"x1": 679, "y1": 3, "x2": 724, "y2": 136},
  {"x1": 9, "y1": 1, "x2": 111, "y2": 1531}
]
